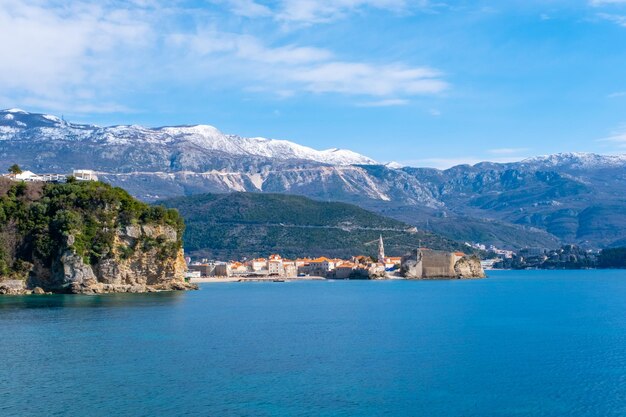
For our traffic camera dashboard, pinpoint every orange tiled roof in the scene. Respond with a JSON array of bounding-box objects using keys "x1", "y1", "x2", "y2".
[{"x1": 309, "y1": 257, "x2": 331, "y2": 263}]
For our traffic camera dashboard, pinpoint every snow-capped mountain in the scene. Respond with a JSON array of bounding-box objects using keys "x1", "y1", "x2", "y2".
[
  {"x1": 0, "y1": 108, "x2": 375, "y2": 166},
  {"x1": 519, "y1": 152, "x2": 626, "y2": 169},
  {"x1": 3, "y1": 108, "x2": 626, "y2": 250}
]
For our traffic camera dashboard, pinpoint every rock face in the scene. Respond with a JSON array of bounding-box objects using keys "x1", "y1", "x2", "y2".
[
  {"x1": 0, "y1": 280, "x2": 28, "y2": 295},
  {"x1": 25, "y1": 225, "x2": 195, "y2": 294},
  {"x1": 400, "y1": 249, "x2": 485, "y2": 279},
  {"x1": 454, "y1": 255, "x2": 486, "y2": 279},
  {"x1": 0, "y1": 179, "x2": 196, "y2": 295}
]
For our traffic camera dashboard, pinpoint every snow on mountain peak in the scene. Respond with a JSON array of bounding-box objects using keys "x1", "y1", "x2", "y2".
[
  {"x1": 385, "y1": 161, "x2": 404, "y2": 169},
  {"x1": 3, "y1": 108, "x2": 28, "y2": 114},
  {"x1": 521, "y1": 152, "x2": 626, "y2": 168},
  {"x1": 152, "y1": 124, "x2": 376, "y2": 165},
  {"x1": 0, "y1": 110, "x2": 376, "y2": 166}
]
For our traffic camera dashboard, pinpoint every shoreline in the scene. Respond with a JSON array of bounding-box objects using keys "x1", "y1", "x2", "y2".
[{"x1": 190, "y1": 276, "x2": 326, "y2": 283}]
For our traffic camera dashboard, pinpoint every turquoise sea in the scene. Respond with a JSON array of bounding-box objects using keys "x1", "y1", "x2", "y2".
[{"x1": 1, "y1": 270, "x2": 626, "y2": 416}]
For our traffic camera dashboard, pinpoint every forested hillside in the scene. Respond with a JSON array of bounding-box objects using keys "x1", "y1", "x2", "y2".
[{"x1": 160, "y1": 193, "x2": 468, "y2": 260}]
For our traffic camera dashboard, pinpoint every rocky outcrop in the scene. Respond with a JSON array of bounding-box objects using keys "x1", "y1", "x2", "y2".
[
  {"x1": 0, "y1": 280, "x2": 28, "y2": 295},
  {"x1": 454, "y1": 255, "x2": 486, "y2": 279},
  {"x1": 0, "y1": 179, "x2": 196, "y2": 295},
  {"x1": 23, "y1": 225, "x2": 196, "y2": 294},
  {"x1": 401, "y1": 249, "x2": 485, "y2": 279}
]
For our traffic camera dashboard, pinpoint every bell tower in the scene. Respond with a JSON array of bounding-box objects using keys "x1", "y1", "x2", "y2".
[{"x1": 378, "y1": 235, "x2": 385, "y2": 263}]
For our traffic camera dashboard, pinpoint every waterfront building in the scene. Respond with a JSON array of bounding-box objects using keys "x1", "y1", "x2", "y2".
[
  {"x1": 308, "y1": 257, "x2": 337, "y2": 276},
  {"x1": 268, "y1": 254, "x2": 284, "y2": 275},
  {"x1": 334, "y1": 262, "x2": 357, "y2": 279},
  {"x1": 248, "y1": 258, "x2": 267, "y2": 272},
  {"x1": 214, "y1": 263, "x2": 229, "y2": 277},
  {"x1": 283, "y1": 261, "x2": 297, "y2": 277},
  {"x1": 229, "y1": 262, "x2": 248, "y2": 275},
  {"x1": 188, "y1": 262, "x2": 218, "y2": 277}
]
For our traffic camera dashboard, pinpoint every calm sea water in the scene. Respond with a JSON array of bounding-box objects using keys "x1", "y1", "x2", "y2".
[{"x1": 1, "y1": 270, "x2": 626, "y2": 416}]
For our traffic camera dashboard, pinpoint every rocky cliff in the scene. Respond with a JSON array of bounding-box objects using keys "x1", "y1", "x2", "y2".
[
  {"x1": 0, "y1": 178, "x2": 196, "y2": 294},
  {"x1": 400, "y1": 249, "x2": 485, "y2": 279},
  {"x1": 454, "y1": 255, "x2": 486, "y2": 279}
]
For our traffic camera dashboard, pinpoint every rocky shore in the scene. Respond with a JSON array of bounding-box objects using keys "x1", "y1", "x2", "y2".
[{"x1": 0, "y1": 279, "x2": 197, "y2": 295}]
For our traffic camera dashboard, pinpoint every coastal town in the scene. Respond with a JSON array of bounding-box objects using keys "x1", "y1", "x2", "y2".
[
  {"x1": 185, "y1": 236, "x2": 483, "y2": 281},
  {"x1": 186, "y1": 236, "x2": 402, "y2": 280}
]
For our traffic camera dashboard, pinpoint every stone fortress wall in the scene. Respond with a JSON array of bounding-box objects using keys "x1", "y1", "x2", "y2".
[{"x1": 401, "y1": 249, "x2": 485, "y2": 279}]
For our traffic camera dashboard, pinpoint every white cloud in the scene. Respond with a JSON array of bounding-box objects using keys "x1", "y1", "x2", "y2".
[
  {"x1": 218, "y1": 0, "x2": 427, "y2": 23},
  {"x1": 608, "y1": 91, "x2": 626, "y2": 97},
  {"x1": 0, "y1": 0, "x2": 447, "y2": 113},
  {"x1": 0, "y1": 0, "x2": 153, "y2": 112},
  {"x1": 357, "y1": 98, "x2": 410, "y2": 107},
  {"x1": 291, "y1": 62, "x2": 446, "y2": 96},
  {"x1": 169, "y1": 30, "x2": 333, "y2": 64},
  {"x1": 169, "y1": 27, "x2": 448, "y2": 98},
  {"x1": 597, "y1": 12, "x2": 626, "y2": 26},
  {"x1": 220, "y1": 0, "x2": 272, "y2": 18},
  {"x1": 599, "y1": 128, "x2": 626, "y2": 147}
]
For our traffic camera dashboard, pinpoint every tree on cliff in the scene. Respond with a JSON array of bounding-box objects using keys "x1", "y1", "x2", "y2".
[
  {"x1": 0, "y1": 180, "x2": 184, "y2": 280},
  {"x1": 8, "y1": 164, "x2": 22, "y2": 175}
]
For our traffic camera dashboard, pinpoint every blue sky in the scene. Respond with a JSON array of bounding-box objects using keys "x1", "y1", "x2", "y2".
[{"x1": 2, "y1": 0, "x2": 626, "y2": 168}]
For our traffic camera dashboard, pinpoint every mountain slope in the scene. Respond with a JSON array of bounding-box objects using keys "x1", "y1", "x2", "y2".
[
  {"x1": 159, "y1": 193, "x2": 468, "y2": 260},
  {"x1": 3, "y1": 109, "x2": 626, "y2": 249}
]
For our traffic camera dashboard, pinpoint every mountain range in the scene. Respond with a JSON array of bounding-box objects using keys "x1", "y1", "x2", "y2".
[{"x1": 2, "y1": 108, "x2": 625, "y2": 250}]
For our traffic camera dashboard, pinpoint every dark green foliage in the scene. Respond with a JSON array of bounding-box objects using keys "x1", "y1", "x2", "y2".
[
  {"x1": 8, "y1": 164, "x2": 22, "y2": 175},
  {"x1": 0, "y1": 179, "x2": 184, "y2": 279},
  {"x1": 598, "y1": 247, "x2": 626, "y2": 268},
  {"x1": 160, "y1": 192, "x2": 469, "y2": 260}
]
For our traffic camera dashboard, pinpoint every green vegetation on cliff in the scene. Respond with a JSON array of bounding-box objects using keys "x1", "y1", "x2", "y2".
[
  {"x1": 160, "y1": 192, "x2": 470, "y2": 260},
  {"x1": 0, "y1": 178, "x2": 183, "y2": 280}
]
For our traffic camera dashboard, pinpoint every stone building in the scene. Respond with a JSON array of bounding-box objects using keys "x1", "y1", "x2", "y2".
[
  {"x1": 188, "y1": 263, "x2": 216, "y2": 277},
  {"x1": 401, "y1": 249, "x2": 485, "y2": 279}
]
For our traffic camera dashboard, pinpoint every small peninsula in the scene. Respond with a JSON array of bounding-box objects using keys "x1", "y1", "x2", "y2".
[{"x1": 0, "y1": 177, "x2": 196, "y2": 294}]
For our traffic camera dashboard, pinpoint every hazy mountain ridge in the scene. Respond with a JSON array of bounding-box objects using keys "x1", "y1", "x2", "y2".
[{"x1": 2, "y1": 108, "x2": 626, "y2": 249}]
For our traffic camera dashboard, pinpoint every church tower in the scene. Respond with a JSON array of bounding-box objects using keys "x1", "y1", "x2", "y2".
[{"x1": 378, "y1": 235, "x2": 385, "y2": 263}]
